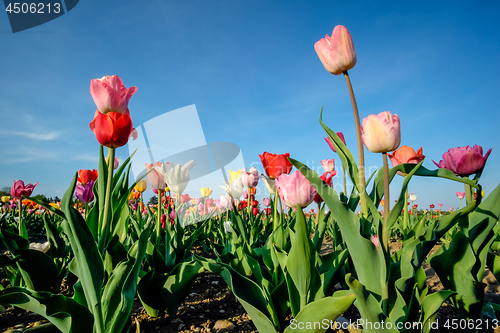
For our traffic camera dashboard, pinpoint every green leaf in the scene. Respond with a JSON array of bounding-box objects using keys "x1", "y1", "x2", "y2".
[
  {"x1": 101, "y1": 229, "x2": 149, "y2": 333},
  {"x1": 220, "y1": 266, "x2": 277, "y2": 332},
  {"x1": 290, "y1": 159, "x2": 386, "y2": 299},
  {"x1": 60, "y1": 172, "x2": 104, "y2": 329},
  {"x1": 420, "y1": 290, "x2": 455, "y2": 333},
  {"x1": 283, "y1": 290, "x2": 355, "y2": 333},
  {"x1": 0, "y1": 287, "x2": 93, "y2": 333}
]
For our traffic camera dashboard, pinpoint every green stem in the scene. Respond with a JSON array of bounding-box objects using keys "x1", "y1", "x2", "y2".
[
  {"x1": 382, "y1": 152, "x2": 390, "y2": 249},
  {"x1": 18, "y1": 199, "x2": 27, "y2": 239},
  {"x1": 403, "y1": 189, "x2": 408, "y2": 240},
  {"x1": 344, "y1": 71, "x2": 367, "y2": 217},
  {"x1": 342, "y1": 166, "x2": 347, "y2": 196},
  {"x1": 100, "y1": 147, "x2": 115, "y2": 241},
  {"x1": 315, "y1": 202, "x2": 321, "y2": 232},
  {"x1": 273, "y1": 193, "x2": 279, "y2": 231},
  {"x1": 464, "y1": 177, "x2": 472, "y2": 205},
  {"x1": 156, "y1": 191, "x2": 163, "y2": 243}
]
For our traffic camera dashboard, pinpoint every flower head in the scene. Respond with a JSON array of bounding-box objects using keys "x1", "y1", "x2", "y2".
[
  {"x1": 75, "y1": 180, "x2": 95, "y2": 204},
  {"x1": 154, "y1": 161, "x2": 195, "y2": 195},
  {"x1": 276, "y1": 171, "x2": 317, "y2": 208},
  {"x1": 314, "y1": 25, "x2": 357, "y2": 75},
  {"x1": 146, "y1": 162, "x2": 167, "y2": 192},
  {"x1": 201, "y1": 187, "x2": 213, "y2": 198},
  {"x1": 90, "y1": 75, "x2": 137, "y2": 115},
  {"x1": 260, "y1": 174, "x2": 277, "y2": 195},
  {"x1": 361, "y1": 111, "x2": 401, "y2": 153},
  {"x1": 456, "y1": 192, "x2": 465, "y2": 200},
  {"x1": 11, "y1": 180, "x2": 39, "y2": 199},
  {"x1": 78, "y1": 169, "x2": 98, "y2": 185},
  {"x1": 89, "y1": 110, "x2": 134, "y2": 148},
  {"x1": 240, "y1": 167, "x2": 259, "y2": 188},
  {"x1": 324, "y1": 132, "x2": 346, "y2": 153},
  {"x1": 228, "y1": 170, "x2": 242, "y2": 184},
  {"x1": 433, "y1": 145, "x2": 492, "y2": 177},
  {"x1": 135, "y1": 179, "x2": 148, "y2": 193},
  {"x1": 321, "y1": 159, "x2": 336, "y2": 174},
  {"x1": 259, "y1": 152, "x2": 293, "y2": 179},
  {"x1": 388, "y1": 146, "x2": 425, "y2": 175}
]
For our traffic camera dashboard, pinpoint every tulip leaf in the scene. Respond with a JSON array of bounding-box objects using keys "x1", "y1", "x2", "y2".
[
  {"x1": 102, "y1": 229, "x2": 148, "y2": 333},
  {"x1": 420, "y1": 290, "x2": 456, "y2": 333},
  {"x1": 0, "y1": 287, "x2": 93, "y2": 333},
  {"x1": 60, "y1": 172, "x2": 104, "y2": 329},
  {"x1": 283, "y1": 290, "x2": 355, "y2": 333},
  {"x1": 219, "y1": 266, "x2": 277, "y2": 332},
  {"x1": 290, "y1": 159, "x2": 386, "y2": 299}
]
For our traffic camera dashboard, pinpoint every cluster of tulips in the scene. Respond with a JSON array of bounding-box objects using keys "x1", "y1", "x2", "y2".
[{"x1": 1, "y1": 24, "x2": 500, "y2": 333}]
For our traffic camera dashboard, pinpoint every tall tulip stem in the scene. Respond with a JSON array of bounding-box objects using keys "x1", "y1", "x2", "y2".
[
  {"x1": 403, "y1": 189, "x2": 408, "y2": 240},
  {"x1": 101, "y1": 147, "x2": 115, "y2": 240},
  {"x1": 344, "y1": 71, "x2": 367, "y2": 217},
  {"x1": 342, "y1": 166, "x2": 347, "y2": 196},
  {"x1": 156, "y1": 191, "x2": 163, "y2": 243},
  {"x1": 382, "y1": 152, "x2": 390, "y2": 248}
]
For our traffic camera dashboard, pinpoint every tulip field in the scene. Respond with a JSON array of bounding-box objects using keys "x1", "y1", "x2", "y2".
[{"x1": 1, "y1": 25, "x2": 500, "y2": 333}]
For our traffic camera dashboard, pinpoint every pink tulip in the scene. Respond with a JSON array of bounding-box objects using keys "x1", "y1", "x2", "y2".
[
  {"x1": 324, "y1": 132, "x2": 346, "y2": 153},
  {"x1": 321, "y1": 159, "x2": 336, "y2": 173},
  {"x1": 11, "y1": 180, "x2": 39, "y2": 199},
  {"x1": 90, "y1": 75, "x2": 137, "y2": 114},
  {"x1": 146, "y1": 162, "x2": 167, "y2": 192},
  {"x1": 240, "y1": 167, "x2": 259, "y2": 188},
  {"x1": 433, "y1": 145, "x2": 492, "y2": 177},
  {"x1": 263, "y1": 198, "x2": 271, "y2": 207},
  {"x1": 314, "y1": 25, "x2": 357, "y2": 75},
  {"x1": 456, "y1": 192, "x2": 465, "y2": 200},
  {"x1": 438, "y1": 203, "x2": 443, "y2": 208},
  {"x1": 361, "y1": 111, "x2": 401, "y2": 153},
  {"x1": 371, "y1": 235, "x2": 380, "y2": 248},
  {"x1": 276, "y1": 171, "x2": 316, "y2": 208}
]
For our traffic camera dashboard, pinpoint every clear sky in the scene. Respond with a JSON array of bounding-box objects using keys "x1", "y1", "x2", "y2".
[{"x1": 1, "y1": 1, "x2": 499, "y2": 211}]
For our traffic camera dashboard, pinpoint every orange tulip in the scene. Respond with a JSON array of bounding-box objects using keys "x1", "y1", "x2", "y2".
[
  {"x1": 388, "y1": 146, "x2": 425, "y2": 166},
  {"x1": 78, "y1": 169, "x2": 98, "y2": 184}
]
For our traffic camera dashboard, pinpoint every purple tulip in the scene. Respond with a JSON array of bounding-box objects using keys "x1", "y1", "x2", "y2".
[
  {"x1": 276, "y1": 171, "x2": 317, "y2": 208},
  {"x1": 75, "y1": 180, "x2": 95, "y2": 204},
  {"x1": 433, "y1": 145, "x2": 492, "y2": 177}
]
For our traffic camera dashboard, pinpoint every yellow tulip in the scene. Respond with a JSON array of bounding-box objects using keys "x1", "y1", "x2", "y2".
[
  {"x1": 1, "y1": 196, "x2": 10, "y2": 203},
  {"x1": 135, "y1": 179, "x2": 148, "y2": 193},
  {"x1": 49, "y1": 202, "x2": 60, "y2": 209},
  {"x1": 229, "y1": 169, "x2": 242, "y2": 184},
  {"x1": 201, "y1": 187, "x2": 213, "y2": 198}
]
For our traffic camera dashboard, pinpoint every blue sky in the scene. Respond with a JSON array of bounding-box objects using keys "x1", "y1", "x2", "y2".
[{"x1": 1, "y1": 1, "x2": 499, "y2": 210}]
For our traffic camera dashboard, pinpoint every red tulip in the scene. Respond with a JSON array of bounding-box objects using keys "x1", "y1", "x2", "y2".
[
  {"x1": 259, "y1": 152, "x2": 293, "y2": 179},
  {"x1": 89, "y1": 110, "x2": 133, "y2": 148},
  {"x1": 11, "y1": 180, "x2": 39, "y2": 199},
  {"x1": 78, "y1": 169, "x2": 98, "y2": 184},
  {"x1": 90, "y1": 75, "x2": 137, "y2": 114},
  {"x1": 252, "y1": 208, "x2": 259, "y2": 216},
  {"x1": 433, "y1": 145, "x2": 492, "y2": 177},
  {"x1": 314, "y1": 25, "x2": 357, "y2": 75},
  {"x1": 430, "y1": 204, "x2": 435, "y2": 209},
  {"x1": 314, "y1": 172, "x2": 334, "y2": 204}
]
